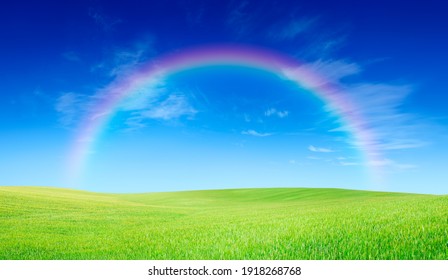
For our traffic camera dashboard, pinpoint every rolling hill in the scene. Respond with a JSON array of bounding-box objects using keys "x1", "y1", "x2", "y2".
[{"x1": 0, "y1": 187, "x2": 446, "y2": 259}]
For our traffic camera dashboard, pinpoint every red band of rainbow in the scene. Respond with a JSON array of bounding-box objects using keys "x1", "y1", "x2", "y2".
[{"x1": 68, "y1": 45, "x2": 381, "y2": 187}]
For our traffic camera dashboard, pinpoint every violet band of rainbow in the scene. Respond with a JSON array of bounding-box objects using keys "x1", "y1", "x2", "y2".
[{"x1": 68, "y1": 44, "x2": 382, "y2": 186}]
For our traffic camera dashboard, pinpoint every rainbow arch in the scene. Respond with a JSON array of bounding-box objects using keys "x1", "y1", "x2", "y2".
[{"x1": 68, "y1": 44, "x2": 380, "y2": 185}]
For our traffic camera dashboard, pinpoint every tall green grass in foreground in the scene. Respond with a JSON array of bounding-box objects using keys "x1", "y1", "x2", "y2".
[{"x1": 0, "y1": 187, "x2": 446, "y2": 260}]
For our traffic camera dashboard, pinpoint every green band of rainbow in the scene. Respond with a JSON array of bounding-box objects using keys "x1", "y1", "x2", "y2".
[{"x1": 68, "y1": 44, "x2": 381, "y2": 186}]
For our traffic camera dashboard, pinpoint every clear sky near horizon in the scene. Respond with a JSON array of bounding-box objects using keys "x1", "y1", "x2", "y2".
[{"x1": 1, "y1": 0, "x2": 447, "y2": 194}]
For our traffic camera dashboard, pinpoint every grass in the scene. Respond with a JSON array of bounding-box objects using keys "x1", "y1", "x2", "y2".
[{"x1": 0, "y1": 186, "x2": 447, "y2": 260}]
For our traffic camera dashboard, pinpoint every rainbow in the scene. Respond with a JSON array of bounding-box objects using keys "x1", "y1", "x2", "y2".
[{"x1": 68, "y1": 44, "x2": 381, "y2": 186}]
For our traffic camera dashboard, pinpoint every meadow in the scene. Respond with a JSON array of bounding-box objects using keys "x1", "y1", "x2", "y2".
[{"x1": 0, "y1": 186, "x2": 446, "y2": 260}]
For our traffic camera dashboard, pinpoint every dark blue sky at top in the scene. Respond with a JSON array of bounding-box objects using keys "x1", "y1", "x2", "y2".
[
  {"x1": 1, "y1": 0, "x2": 447, "y2": 193},
  {"x1": 1, "y1": 0, "x2": 447, "y2": 117}
]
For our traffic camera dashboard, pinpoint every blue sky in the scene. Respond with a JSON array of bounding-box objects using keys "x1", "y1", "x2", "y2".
[{"x1": 1, "y1": 0, "x2": 447, "y2": 194}]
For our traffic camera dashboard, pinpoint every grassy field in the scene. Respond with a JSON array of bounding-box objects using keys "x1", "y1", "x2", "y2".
[{"x1": 0, "y1": 186, "x2": 446, "y2": 260}]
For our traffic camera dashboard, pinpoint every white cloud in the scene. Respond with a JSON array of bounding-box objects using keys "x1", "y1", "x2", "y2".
[
  {"x1": 277, "y1": 111, "x2": 289, "y2": 118},
  {"x1": 336, "y1": 156, "x2": 359, "y2": 166},
  {"x1": 373, "y1": 139, "x2": 427, "y2": 151},
  {"x1": 394, "y1": 163, "x2": 418, "y2": 170},
  {"x1": 367, "y1": 159, "x2": 394, "y2": 167},
  {"x1": 366, "y1": 158, "x2": 417, "y2": 171},
  {"x1": 265, "y1": 108, "x2": 275, "y2": 116},
  {"x1": 283, "y1": 58, "x2": 428, "y2": 174},
  {"x1": 89, "y1": 111, "x2": 111, "y2": 122},
  {"x1": 339, "y1": 83, "x2": 429, "y2": 153},
  {"x1": 121, "y1": 89, "x2": 198, "y2": 130},
  {"x1": 55, "y1": 92, "x2": 86, "y2": 127},
  {"x1": 110, "y1": 51, "x2": 148, "y2": 77},
  {"x1": 308, "y1": 145, "x2": 334, "y2": 153},
  {"x1": 88, "y1": 7, "x2": 122, "y2": 32},
  {"x1": 141, "y1": 94, "x2": 197, "y2": 121},
  {"x1": 242, "y1": 130, "x2": 272, "y2": 137},
  {"x1": 307, "y1": 156, "x2": 321, "y2": 160},
  {"x1": 118, "y1": 78, "x2": 166, "y2": 111},
  {"x1": 62, "y1": 51, "x2": 80, "y2": 62},
  {"x1": 265, "y1": 108, "x2": 289, "y2": 118},
  {"x1": 123, "y1": 114, "x2": 147, "y2": 132},
  {"x1": 91, "y1": 36, "x2": 156, "y2": 78},
  {"x1": 339, "y1": 161, "x2": 359, "y2": 166},
  {"x1": 306, "y1": 60, "x2": 360, "y2": 82},
  {"x1": 282, "y1": 59, "x2": 360, "y2": 88},
  {"x1": 184, "y1": 1, "x2": 205, "y2": 26},
  {"x1": 301, "y1": 33, "x2": 347, "y2": 59},
  {"x1": 226, "y1": 0, "x2": 252, "y2": 36},
  {"x1": 268, "y1": 18, "x2": 316, "y2": 41}
]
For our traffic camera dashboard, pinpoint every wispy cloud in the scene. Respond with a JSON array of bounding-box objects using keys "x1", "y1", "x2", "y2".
[
  {"x1": 62, "y1": 51, "x2": 80, "y2": 62},
  {"x1": 268, "y1": 17, "x2": 316, "y2": 41},
  {"x1": 307, "y1": 156, "x2": 321, "y2": 160},
  {"x1": 366, "y1": 158, "x2": 417, "y2": 171},
  {"x1": 118, "y1": 78, "x2": 166, "y2": 111},
  {"x1": 183, "y1": 0, "x2": 206, "y2": 26},
  {"x1": 338, "y1": 161, "x2": 359, "y2": 166},
  {"x1": 55, "y1": 35, "x2": 201, "y2": 132},
  {"x1": 88, "y1": 7, "x2": 122, "y2": 32},
  {"x1": 242, "y1": 129, "x2": 272, "y2": 137},
  {"x1": 278, "y1": 111, "x2": 289, "y2": 118},
  {"x1": 298, "y1": 26, "x2": 348, "y2": 59},
  {"x1": 283, "y1": 56, "x2": 428, "y2": 173},
  {"x1": 111, "y1": 43, "x2": 155, "y2": 77},
  {"x1": 226, "y1": 0, "x2": 253, "y2": 36},
  {"x1": 315, "y1": 38, "x2": 345, "y2": 58},
  {"x1": 308, "y1": 145, "x2": 334, "y2": 153},
  {"x1": 91, "y1": 37, "x2": 156, "y2": 78},
  {"x1": 264, "y1": 108, "x2": 289, "y2": 118},
  {"x1": 123, "y1": 115, "x2": 147, "y2": 131},
  {"x1": 141, "y1": 94, "x2": 197, "y2": 121},
  {"x1": 305, "y1": 59, "x2": 360, "y2": 82},
  {"x1": 340, "y1": 82, "x2": 429, "y2": 153},
  {"x1": 55, "y1": 92, "x2": 87, "y2": 127},
  {"x1": 282, "y1": 59, "x2": 360, "y2": 88},
  {"x1": 307, "y1": 155, "x2": 344, "y2": 166}
]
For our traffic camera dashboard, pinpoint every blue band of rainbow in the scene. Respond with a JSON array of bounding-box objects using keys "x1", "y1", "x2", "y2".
[{"x1": 68, "y1": 44, "x2": 381, "y2": 186}]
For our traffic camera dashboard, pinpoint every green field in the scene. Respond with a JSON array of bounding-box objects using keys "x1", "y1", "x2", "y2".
[{"x1": 0, "y1": 186, "x2": 447, "y2": 260}]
